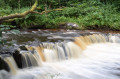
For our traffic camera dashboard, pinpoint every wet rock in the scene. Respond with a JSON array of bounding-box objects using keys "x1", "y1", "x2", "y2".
[
  {"x1": 19, "y1": 46, "x2": 28, "y2": 51},
  {"x1": 0, "y1": 45, "x2": 18, "y2": 54},
  {"x1": 0, "y1": 56, "x2": 10, "y2": 72},
  {"x1": 0, "y1": 52, "x2": 12, "y2": 56},
  {"x1": 13, "y1": 45, "x2": 33, "y2": 68},
  {"x1": 66, "y1": 23, "x2": 79, "y2": 29},
  {"x1": 59, "y1": 23, "x2": 79, "y2": 29},
  {"x1": 13, "y1": 50, "x2": 22, "y2": 68}
]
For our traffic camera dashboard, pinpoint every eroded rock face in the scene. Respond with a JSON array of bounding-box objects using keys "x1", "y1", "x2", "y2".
[
  {"x1": 13, "y1": 50, "x2": 22, "y2": 69},
  {"x1": 0, "y1": 56, "x2": 10, "y2": 72}
]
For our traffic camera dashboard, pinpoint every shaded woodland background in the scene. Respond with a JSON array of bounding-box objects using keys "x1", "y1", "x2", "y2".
[{"x1": 0, "y1": 0, "x2": 120, "y2": 30}]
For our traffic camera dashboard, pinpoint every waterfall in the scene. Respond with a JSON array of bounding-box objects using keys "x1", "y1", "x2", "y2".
[
  {"x1": 31, "y1": 34, "x2": 108, "y2": 62},
  {"x1": 18, "y1": 50, "x2": 42, "y2": 68},
  {"x1": 21, "y1": 53, "x2": 39, "y2": 68},
  {"x1": 3, "y1": 56, "x2": 18, "y2": 74},
  {"x1": 0, "y1": 34, "x2": 120, "y2": 79}
]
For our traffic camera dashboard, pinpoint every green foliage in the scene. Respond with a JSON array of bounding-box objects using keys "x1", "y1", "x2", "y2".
[
  {"x1": 0, "y1": 25, "x2": 9, "y2": 45},
  {"x1": 0, "y1": 25, "x2": 20, "y2": 45},
  {"x1": 0, "y1": 0, "x2": 120, "y2": 30}
]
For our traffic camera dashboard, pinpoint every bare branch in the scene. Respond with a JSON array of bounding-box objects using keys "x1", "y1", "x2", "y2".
[{"x1": 32, "y1": 8, "x2": 63, "y2": 15}]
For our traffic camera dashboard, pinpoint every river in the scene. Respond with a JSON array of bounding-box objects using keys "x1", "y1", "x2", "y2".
[{"x1": 0, "y1": 29, "x2": 120, "y2": 79}]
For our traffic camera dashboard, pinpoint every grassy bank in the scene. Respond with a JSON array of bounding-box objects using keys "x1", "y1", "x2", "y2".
[{"x1": 0, "y1": 0, "x2": 120, "y2": 30}]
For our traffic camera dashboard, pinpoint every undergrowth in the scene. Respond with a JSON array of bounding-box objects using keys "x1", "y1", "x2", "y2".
[{"x1": 0, "y1": 0, "x2": 120, "y2": 30}]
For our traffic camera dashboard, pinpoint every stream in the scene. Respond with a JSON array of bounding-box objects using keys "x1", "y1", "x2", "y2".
[{"x1": 0, "y1": 29, "x2": 120, "y2": 79}]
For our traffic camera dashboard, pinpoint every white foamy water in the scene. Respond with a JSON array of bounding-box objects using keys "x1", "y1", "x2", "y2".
[{"x1": 7, "y1": 43, "x2": 120, "y2": 79}]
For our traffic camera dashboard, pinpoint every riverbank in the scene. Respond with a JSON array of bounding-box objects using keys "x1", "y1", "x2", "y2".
[{"x1": 1, "y1": 0, "x2": 120, "y2": 30}]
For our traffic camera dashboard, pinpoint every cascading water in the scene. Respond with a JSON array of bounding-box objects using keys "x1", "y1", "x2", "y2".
[
  {"x1": 4, "y1": 56, "x2": 18, "y2": 74},
  {"x1": 0, "y1": 30, "x2": 120, "y2": 79}
]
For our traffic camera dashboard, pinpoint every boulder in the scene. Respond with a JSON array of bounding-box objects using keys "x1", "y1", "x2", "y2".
[
  {"x1": 66, "y1": 23, "x2": 79, "y2": 29},
  {"x1": 19, "y1": 45, "x2": 28, "y2": 51},
  {"x1": 0, "y1": 56, "x2": 10, "y2": 72},
  {"x1": 59, "y1": 22, "x2": 79, "y2": 29},
  {"x1": 13, "y1": 50, "x2": 22, "y2": 68}
]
